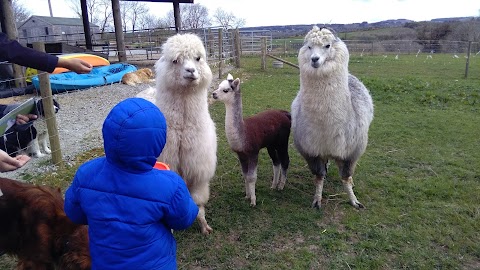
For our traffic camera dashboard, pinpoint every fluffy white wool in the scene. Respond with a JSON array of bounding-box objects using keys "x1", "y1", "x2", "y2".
[{"x1": 153, "y1": 33, "x2": 217, "y2": 234}]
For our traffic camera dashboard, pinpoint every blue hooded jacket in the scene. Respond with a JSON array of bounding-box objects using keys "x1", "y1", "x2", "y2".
[{"x1": 64, "y1": 98, "x2": 199, "y2": 270}]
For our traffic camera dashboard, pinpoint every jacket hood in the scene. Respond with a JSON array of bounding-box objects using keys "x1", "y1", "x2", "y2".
[{"x1": 102, "y1": 98, "x2": 166, "y2": 173}]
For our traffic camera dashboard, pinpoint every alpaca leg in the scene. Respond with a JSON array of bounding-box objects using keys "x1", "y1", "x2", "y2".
[
  {"x1": 277, "y1": 145, "x2": 290, "y2": 190},
  {"x1": 245, "y1": 167, "x2": 258, "y2": 206},
  {"x1": 312, "y1": 176, "x2": 325, "y2": 208},
  {"x1": 277, "y1": 166, "x2": 287, "y2": 190},
  {"x1": 336, "y1": 159, "x2": 364, "y2": 209},
  {"x1": 246, "y1": 156, "x2": 259, "y2": 206},
  {"x1": 266, "y1": 147, "x2": 282, "y2": 189},
  {"x1": 197, "y1": 205, "x2": 213, "y2": 235},
  {"x1": 305, "y1": 156, "x2": 328, "y2": 209},
  {"x1": 342, "y1": 177, "x2": 364, "y2": 209},
  {"x1": 189, "y1": 181, "x2": 213, "y2": 234},
  {"x1": 238, "y1": 156, "x2": 251, "y2": 200},
  {"x1": 271, "y1": 164, "x2": 281, "y2": 189}
]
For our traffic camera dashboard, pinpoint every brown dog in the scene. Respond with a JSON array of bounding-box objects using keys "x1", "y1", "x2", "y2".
[
  {"x1": 121, "y1": 68, "x2": 155, "y2": 86},
  {"x1": 0, "y1": 177, "x2": 90, "y2": 270}
]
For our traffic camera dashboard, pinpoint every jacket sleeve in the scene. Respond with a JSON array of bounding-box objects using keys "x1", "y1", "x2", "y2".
[
  {"x1": 64, "y1": 173, "x2": 88, "y2": 225},
  {"x1": 164, "y1": 176, "x2": 199, "y2": 230},
  {"x1": 0, "y1": 33, "x2": 58, "y2": 73}
]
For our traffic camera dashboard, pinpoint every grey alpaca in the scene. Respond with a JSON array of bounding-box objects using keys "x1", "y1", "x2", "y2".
[{"x1": 291, "y1": 26, "x2": 374, "y2": 209}]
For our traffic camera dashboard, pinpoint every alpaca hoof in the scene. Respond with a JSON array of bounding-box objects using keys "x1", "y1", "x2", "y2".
[
  {"x1": 277, "y1": 181, "x2": 286, "y2": 190},
  {"x1": 351, "y1": 201, "x2": 365, "y2": 209},
  {"x1": 250, "y1": 197, "x2": 256, "y2": 206},
  {"x1": 201, "y1": 225, "x2": 213, "y2": 235},
  {"x1": 312, "y1": 198, "x2": 322, "y2": 209}
]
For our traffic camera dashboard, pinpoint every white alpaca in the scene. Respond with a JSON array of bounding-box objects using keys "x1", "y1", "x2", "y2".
[
  {"x1": 291, "y1": 26, "x2": 374, "y2": 209},
  {"x1": 153, "y1": 33, "x2": 217, "y2": 234}
]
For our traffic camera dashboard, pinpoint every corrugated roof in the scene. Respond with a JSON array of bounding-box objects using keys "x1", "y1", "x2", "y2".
[
  {"x1": 20, "y1": 16, "x2": 99, "y2": 28},
  {"x1": 30, "y1": 16, "x2": 84, "y2": 26}
]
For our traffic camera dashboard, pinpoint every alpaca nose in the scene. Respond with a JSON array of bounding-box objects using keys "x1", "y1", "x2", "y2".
[
  {"x1": 212, "y1": 92, "x2": 218, "y2": 99},
  {"x1": 185, "y1": 67, "x2": 195, "y2": 73},
  {"x1": 311, "y1": 56, "x2": 319, "y2": 63}
]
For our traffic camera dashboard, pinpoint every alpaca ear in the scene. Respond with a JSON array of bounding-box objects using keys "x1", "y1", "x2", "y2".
[{"x1": 232, "y1": 78, "x2": 240, "y2": 88}]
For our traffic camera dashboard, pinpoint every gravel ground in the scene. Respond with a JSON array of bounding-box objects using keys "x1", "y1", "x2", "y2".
[
  {"x1": 2, "y1": 81, "x2": 153, "y2": 179},
  {"x1": 3, "y1": 61, "x2": 231, "y2": 180}
]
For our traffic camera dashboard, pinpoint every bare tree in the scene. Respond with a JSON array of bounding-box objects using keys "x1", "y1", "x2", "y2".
[
  {"x1": 12, "y1": 0, "x2": 31, "y2": 28},
  {"x1": 138, "y1": 14, "x2": 155, "y2": 30},
  {"x1": 95, "y1": 0, "x2": 113, "y2": 33},
  {"x1": 212, "y1": 8, "x2": 245, "y2": 29},
  {"x1": 120, "y1": 1, "x2": 149, "y2": 32},
  {"x1": 164, "y1": 3, "x2": 211, "y2": 30},
  {"x1": 449, "y1": 19, "x2": 480, "y2": 42},
  {"x1": 66, "y1": 0, "x2": 112, "y2": 34},
  {"x1": 182, "y1": 4, "x2": 210, "y2": 29}
]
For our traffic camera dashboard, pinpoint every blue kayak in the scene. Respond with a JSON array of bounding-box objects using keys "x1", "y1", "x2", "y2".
[{"x1": 32, "y1": 63, "x2": 137, "y2": 93}]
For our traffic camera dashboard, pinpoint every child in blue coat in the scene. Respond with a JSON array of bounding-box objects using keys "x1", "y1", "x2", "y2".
[{"x1": 64, "y1": 98, "x2": 199, "y2": 270}]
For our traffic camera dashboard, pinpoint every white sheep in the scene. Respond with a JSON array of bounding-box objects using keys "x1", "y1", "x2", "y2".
[
  {"x1": 291, "y1": 26, "x2": 374, "y2": 209},
  {"x1": 153, "y1": 33, "x2": 217, "y2": 234}
]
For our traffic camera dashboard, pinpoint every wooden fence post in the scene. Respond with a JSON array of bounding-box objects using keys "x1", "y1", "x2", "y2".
[
  {"x1": 208, "y1": 28, "x2": 214, "y2": 58},
  {"x1": 261, "y1": 37, "x2": 267, "y2": 70},
  {"x1": 464, "y1": 41, "x2": 472, "y2": 79},
  {"x1": 112, "y1": 0, "x2": 127, "y2": 62},
  {"x1": 218, "y1": 28, "x2": 223, "y2": 79},
  {"x1": 234, "y1": 29, "x2": 241, "y2": 68},
  {"x1": 32, "y1": 42, "x2": 63, "y2": 168}
]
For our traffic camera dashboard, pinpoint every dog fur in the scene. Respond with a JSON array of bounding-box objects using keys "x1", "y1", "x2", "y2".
[
  {"x1": 0, "y1": 126, "x2": 36, "y2": 157},
  {"x1": 121, "y1": 68, "x2": 155, "y2": 86},
  {"x1": 0, "y1": 177, "x2": 90, "y2": 269},
  {"x1": 27, "y1": 99, "x2": 60, "y2": 158}
]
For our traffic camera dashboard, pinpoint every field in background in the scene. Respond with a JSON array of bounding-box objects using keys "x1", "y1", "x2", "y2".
[{"x1": 1, "y1": 54, "x2": 479, "y2": 269}]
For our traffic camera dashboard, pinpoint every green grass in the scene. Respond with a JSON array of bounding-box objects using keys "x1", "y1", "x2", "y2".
[
  {"x1": 341, "y1": 27, "x2": 417, "y2": 41},
  {"x1": 1, "y1": 55, "x2": 479, "y2": 269}
]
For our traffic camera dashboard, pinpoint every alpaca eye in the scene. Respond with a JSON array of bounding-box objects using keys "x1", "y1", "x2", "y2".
[
  {"x1": 196, "y1": 56, "x2": 201, "y2": 61},
  {"x1": 223, "y1": 89, "x2": 229, "y2": 93},
  {"x1": 172, "y1": 59, "x2": 178, "y2": 64},
  {"x1": 308, "y1": 46, "x2": 312, "y2": 50},
  {"x1": 325, "y1": 44, "x2": 331, "y2": 49}
]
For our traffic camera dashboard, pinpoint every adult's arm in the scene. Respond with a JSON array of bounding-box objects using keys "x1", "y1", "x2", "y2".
[{"x1": 0, "y1": 32, "x2": 58, "y2": 73}]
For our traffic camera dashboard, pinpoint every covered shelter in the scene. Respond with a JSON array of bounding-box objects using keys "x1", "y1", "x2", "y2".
[
  {"x1": 0, "y1": 0, "x2": 194, "y2": 63},
  {"x1": 82, "y1": 0, "x2": 194, "y2": 62}
]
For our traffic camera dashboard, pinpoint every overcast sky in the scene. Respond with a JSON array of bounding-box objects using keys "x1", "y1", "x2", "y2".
[{"x1": 18, "y1": 0, "x2": 479, "y2": 27}]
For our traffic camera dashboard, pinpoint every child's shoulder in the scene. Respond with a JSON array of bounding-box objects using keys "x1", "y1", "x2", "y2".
[{"x1": 154, "y1": 170, "x2": 185, "y2": 185}]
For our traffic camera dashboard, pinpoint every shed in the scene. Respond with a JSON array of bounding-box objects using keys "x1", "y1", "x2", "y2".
[{"x1": 17, "y1": 15, "x2": 100, "y2": 45}]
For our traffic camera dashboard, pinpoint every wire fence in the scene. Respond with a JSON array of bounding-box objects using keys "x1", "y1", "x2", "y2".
[
  {"x1": 1, "y1": 27, "x2": 479, "y2": 170},
  {"x1": 268, "y1": 38, "x2": 480, "y2": 57}
]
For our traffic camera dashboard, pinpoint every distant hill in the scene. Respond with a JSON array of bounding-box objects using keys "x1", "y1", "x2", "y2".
[{"x1": 240, "y1": 17, "x2": 475, "y2": 38}]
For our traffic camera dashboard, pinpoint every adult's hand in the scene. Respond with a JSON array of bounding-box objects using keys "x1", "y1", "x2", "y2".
[
  {"x1": 0, "y1": 150, "x2": 30, "y2": 172},
  {"x1": 57, "y1": 58, "x2": 93, "y2": 74},
  {"x1": 15, "y1": 113, "x2": 37, "y2": 125}
]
